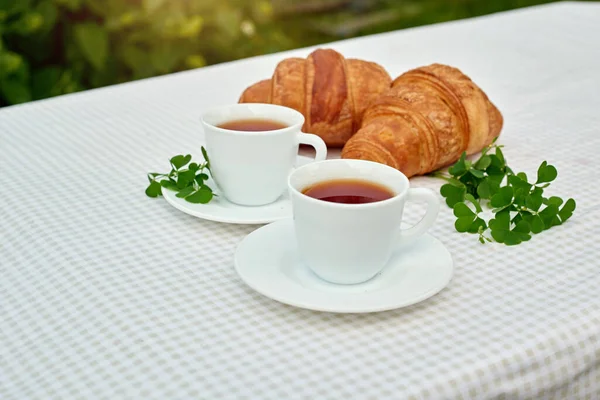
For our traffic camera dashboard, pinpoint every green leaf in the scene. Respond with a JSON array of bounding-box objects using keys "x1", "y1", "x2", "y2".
[
  {"x1": 536, "y1": 161, "x2": 558, "y2": 184},
  {"x1": 464, "y1": 194, "x2": 483, "y2": 213},
  {"x1": 201, "y1": 146, "x2": 211, "y2": 167},
  {"x1": 495, "y1": 147, "x2": 505, "y2": 164},
  {"x1": 453, "y1": 202, "x2": 475, "y2": 218},
  {"x1": 508, "y1": 174, "x2": 532, "y2": 193},
  {"x1": 531, "y1": 187, "x2": 543, "y2": 199},
  {"x1": 490, "y1": 186, "x2": 514, "y2": 208},
  {"x1": 175, "y1": 186, "x2": 195, "y2": 198},
  {"x1": 512, "y1": 212, "x2": 523, "y2": 226},
  {"x1": 188, "y1": 163, "x2": 199, "y2": 172},
  {"x1": 513, "y1": 220, "x2": 531, "y2": 235},
  {"x1": 455, "y1": 217, "x2": 474, "y2": 232},
  {"x1": 490, "y1": 227, "x2": 506, "y2": 243},
  {"x1": 145, "y1": 180, "x2": 162, "y2": 197},
  {"x1": 530, "y1": 215, "x2": 545, "y2": 234},
  {"x1": 74, "y1": 23, "x2": 108, "y2": 71},
  {"x1": 194, "y1": 175, "x2": 205, "y2": 185},
  {"x1": 458, "y1": 173, "x2": 482, "y2": 197},
  {"x1": 525, "y1": 192, "x2": 543, "y2": 211},
  {"x1": 512, "y1": 188, "x2": 528, "y2": 207},
  {"x1": 199, "y1": 184, "x2": 213, "y2": 193},
  {"x1": 468, "y1": 217, "x2": 487, "y2": 234},
  {"x1": 185, "y1": 188, "x2": 213, "y2": 204},
  {"x1": 503, "y1": 232, "x2": 529, "y2": 246},
  {"x1": 176, "y1": 169, "x2": 195, "y2": 189},
  {"x1": 170, "y1": 154, "x2": 189, "y2": 170},
  {"x1": 544, "y1": 196, "x2": 563, "y2": 207},
  {"x1": 469, "y1": 168, "x2": 485, "y2": 178},
  {"x1": 504, "y1": 220, "x2": 531, "y2": 245},
  {"x1": 487, "y1": 154, "x2": 504, "y2": 171},
  {"x1": 448, "y1": 152, "x2": 468, "y2": 177},
  {"x1": 539, "y1": 204, "x2": 560, "y2": 230},
  {"x1": 160, "y1": 180, "x2": 178, "y2": 191},
  {"x1": 490, "y1": 211, "x2": 531, "y2": 245},
  {"x1": 477, "y1": 180, "x2": 491, "y2": 199},
  {"x1": 475, "y1": 155, "x2": 491, "y2": 170},
  {"x1": 440, "y1": 183, "x2": 466, "y2": 208},
  {"x1": 558, "y1": 198, "x2": 576, "y2": 223},
  {"x1": 490, "y1": 209, "x2": 510, "y2": 231}
]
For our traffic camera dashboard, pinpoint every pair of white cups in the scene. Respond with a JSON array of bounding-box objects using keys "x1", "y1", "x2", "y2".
[{"x1": 202, "y1": 103, "x2": 440, "y2": 285}]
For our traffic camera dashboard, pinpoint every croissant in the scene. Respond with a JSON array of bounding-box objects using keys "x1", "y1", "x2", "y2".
[
  {"x1": 341, "y1": 63, "x2": 503, "y2": 177},
  {"x1": 239, "y1": 48, "x2": 392, "y2": 146}
]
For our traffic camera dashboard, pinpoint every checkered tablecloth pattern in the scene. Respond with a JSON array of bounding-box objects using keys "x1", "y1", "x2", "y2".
[{"x1": 2, "y1": 2, "x2": 600, "y2": 399}]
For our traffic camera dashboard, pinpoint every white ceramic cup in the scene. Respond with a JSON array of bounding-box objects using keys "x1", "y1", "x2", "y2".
[
  {"x1": 201, "y1": 103, "x2": 327, "y2": 206},
  {"x1": 288, "y1": 159, "x2": 440, "y2": 285}
]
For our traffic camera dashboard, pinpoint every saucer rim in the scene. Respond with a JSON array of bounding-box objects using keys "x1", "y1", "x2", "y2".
[
  {"x1": 161, "y1": 155, "x2": 313, "y2": 225},
  {"x1": 234, "y1": 218, "x2": 454, "y2": 313},
  {"x1": 162, "y1": 187, "x2": 290, "y2": 225}
]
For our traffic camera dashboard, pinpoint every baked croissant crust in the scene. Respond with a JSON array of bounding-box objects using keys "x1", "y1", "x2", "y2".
[
  {"x1": 239, "y1": 48, "x2": 392, "y2": 146},
  {"x1": 341, "y1": 63, "x2": 503, "y2": 177}
]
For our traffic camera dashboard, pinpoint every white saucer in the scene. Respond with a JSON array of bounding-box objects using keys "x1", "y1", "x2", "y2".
[
  {"x1": 234, "y1": 218, "x2": 454, "y2": 313},
  {"x1": 162, "y1": 156, "x2": 312, "y2": 224}
]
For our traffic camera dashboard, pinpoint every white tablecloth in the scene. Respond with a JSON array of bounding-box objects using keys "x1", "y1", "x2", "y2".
[{"x1": 2, "y1": 2, "x2": 600, "y2": 399}]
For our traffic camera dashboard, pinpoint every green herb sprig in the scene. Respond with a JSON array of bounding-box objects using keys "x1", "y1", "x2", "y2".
[
  {"x1": 145, "y1": 146, "x2": 216, "y2": 204},
  {"x1": 432, "y1": 139, "x2": 575, "y2": 245}
]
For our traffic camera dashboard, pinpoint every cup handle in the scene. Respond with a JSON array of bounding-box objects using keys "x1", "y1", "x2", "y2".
[
  {"x1": 398, "y1": 188, "x2": 440, "y2": 244},
  {"x1": 297, "y1": 132, "x2": 327, "y2": 162}
]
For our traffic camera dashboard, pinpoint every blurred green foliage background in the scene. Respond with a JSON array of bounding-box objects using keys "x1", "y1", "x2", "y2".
[{"x1": 0, "y1": 0, "x2": 585, "y2": 107}]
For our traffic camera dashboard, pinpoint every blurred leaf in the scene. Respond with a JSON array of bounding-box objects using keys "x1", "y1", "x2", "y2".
[
  {"x1": 185, "y1": 54, "x2": 206, "y2": 69},
  {"x1": 0, "y1": 0, "x2": 571, "y2": 109},
  {"x1": 84, "y1": 0, "x2": 108, "y2": 16},
  {"x1": 0, "y1": 51, "x2": 23, "y2": 78},
  {"x1": 214, "y1": 7, "x2": 242, "y2": 39},
  {"x1": 1, "y1": 78, "x2": 31, "y2": 104},
  {"x1": 0, "y1": 0, "x2": 33, "y2": 15},
  {"x1": 150, "y1": 43, "x2": 181, "y2": 73},
  {"x1": 74, "y1": 22, "x2": 108, "y2": 70},
  {"x1": 36, "y1": 1, "x2": 58, "y2": 32},
  {"x1": 7, "y1": 12, "x2": 43, "y2": 35},
  {"x1": 55, "y1": 0, "x2": 82, "y2": 11},
  {"x1": 252, "y1": 1, "x2": 273, "y2": 23},
  {"x1": 89, "y1": 56, "x2": 118, "y2": 87},
  {"x1": 120, "y1": 43, "x2": 154, "y2": 79},
  {"x1": 144, "y1": 0, "x2": 166, "y2": 14},
  {"x1": 174, "y1": 15, "x2": 204, "y2": 38},
  {"x1": 31, "y1": 66, "x2": 60, "y2": 99},
  {"x1": 106, "y1": 10, "x2": 141, "y2": 31}
]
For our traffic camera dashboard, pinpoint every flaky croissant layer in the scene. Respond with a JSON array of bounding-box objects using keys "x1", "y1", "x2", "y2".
[
  {"x1": 341, "y1": 63, "x2": 503, "y2": 177},
  {"x1": 239, "y1": 48, "x2": 392, "y2": 147}
]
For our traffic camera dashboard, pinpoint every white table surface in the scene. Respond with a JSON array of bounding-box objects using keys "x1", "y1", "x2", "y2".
[{"x1": 2, "y1": 2, "x2": 600, "y2": 399}]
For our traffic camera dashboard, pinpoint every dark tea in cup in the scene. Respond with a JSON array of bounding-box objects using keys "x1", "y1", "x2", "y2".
[
  {"x1": 302, "y1": 179, "x2": 395, "y2": 204},
  {"x1": 217, "y1": 118, "x2": 287, "y2": 131}
]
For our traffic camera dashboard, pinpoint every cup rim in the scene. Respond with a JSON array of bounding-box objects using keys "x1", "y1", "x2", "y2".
[
  {"x1": 288, "y1": 159, "x2": 410, "y2": 209},
  {"x1": 200, "y1": 103, "x2": 305, "y2": 136}
]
